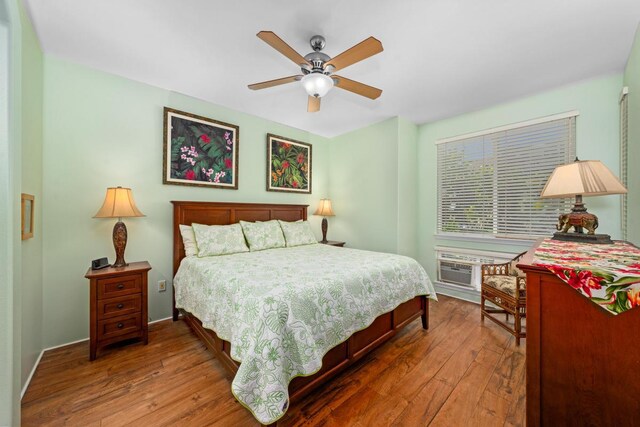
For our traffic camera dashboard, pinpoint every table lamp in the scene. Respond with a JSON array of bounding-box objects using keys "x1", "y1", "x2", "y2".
[
  {"x1": 540, "y1": 159, "x2": 626, "y2": 244},
  {"x1": 313, "y1": 199, "x2": 335, "y2": 243},
  {"x1": 93, "y1": 187, "x2": 145, "y2": 267}
]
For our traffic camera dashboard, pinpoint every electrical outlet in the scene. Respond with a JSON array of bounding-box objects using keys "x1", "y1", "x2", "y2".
[{"x1": 158, "y1": 280, "x2": 166, "y2": 292}]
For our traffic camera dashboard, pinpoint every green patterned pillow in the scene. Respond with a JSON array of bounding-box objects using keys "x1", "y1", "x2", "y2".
[
  {"x1": 239, "y1": 220, "x2": 286, "y2": 251},
  {"x1": 192, "y1": 223, "x2": 249, "y2": 257},
  {"x1": 278, "y1": 220, "x2": 318, "y2": 247},
  {"x1": 179, "y1": 224, "x2": 199, "y2": 257}
]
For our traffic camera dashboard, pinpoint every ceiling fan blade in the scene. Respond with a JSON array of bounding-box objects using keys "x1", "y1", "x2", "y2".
[
  {"x1": 307, "y1": 96, "x2": 320, "y2": 113},
  {"x1": 248, "y1": 75, "x2": 302, "y2": 90},
  {"x1": 333, "y1": 75, "x2": 382, "y2": 100},
  {"x1": 325, "y1": 37, "x2": 383, "y2": 72},
  {"x1": 257, "y1": 31, "x2": 310, "y2": 67}
]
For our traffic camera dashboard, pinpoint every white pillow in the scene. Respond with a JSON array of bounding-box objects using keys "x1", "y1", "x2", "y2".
[
  {"x1": 278, "y1": 220, "x2": 318, "y2": 247},
  {"x1": 179, "y1": 224, "x2": 198, "y2": 257},
  {"x1": 192, "y1": 223, "x2": 249, "y2": 257},
  {"x1": 239, "y1": 220, "x2": 286, "y2": 251}
]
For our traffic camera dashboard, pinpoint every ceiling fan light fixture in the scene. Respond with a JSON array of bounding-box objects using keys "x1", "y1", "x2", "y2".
[{"x1": 301, "y1": 73, "x2": 334, "y2": 98}]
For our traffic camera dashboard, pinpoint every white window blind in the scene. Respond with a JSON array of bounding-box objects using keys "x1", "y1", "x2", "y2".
[
  {"x1": 620, "y1": 88, "x2": 629, "y2": 240},
  {"x1": 437, "y1": 114, "x2": 576, "y2": 239}
]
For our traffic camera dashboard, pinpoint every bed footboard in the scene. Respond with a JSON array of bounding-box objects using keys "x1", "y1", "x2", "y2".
[{"x1": 179, "y1": 294, "x2": 428, "y2": 424}]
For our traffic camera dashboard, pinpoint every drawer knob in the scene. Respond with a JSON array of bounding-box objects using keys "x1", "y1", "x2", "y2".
[
  {"x1": 117, "y1": 303, "x2": 124, "y2": 309},
  {"x1": 117, "y1": 283, "x2": 125, "y2": 290},
  {"x1": 117, "y1": 323, "x2": 124, "y2": 329}
]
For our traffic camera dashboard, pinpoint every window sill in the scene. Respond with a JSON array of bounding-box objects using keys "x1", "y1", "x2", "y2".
[{"x1": 435, "y1": 233, "x2": 536, "y2": 247}]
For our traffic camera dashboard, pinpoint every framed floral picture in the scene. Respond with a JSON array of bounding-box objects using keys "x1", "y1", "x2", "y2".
[
  {"x1": 163, "y1": 107, "x2": 239, "y2": 189},
  {"x1": 266, "y1": 134, "x2": 312, "y2": 193}
]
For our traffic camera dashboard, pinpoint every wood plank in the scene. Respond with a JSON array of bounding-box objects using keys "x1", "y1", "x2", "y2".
[
  {"x1": 329, "y1": 386, "x2": 408, "y2": 426},
  {"x1": 429, "y1": 348, "x2": 502, "y2": 426},
  {"x1": 434, "y1": 328, "x2": 487, "y2": 387},
  {"x1": 112, "y1": 375, "x2": 230, "y2": 426},
  {"x1": 470, "y1": 390, "x2": 511, "y2": 427},
  {"x1": 21, "y1": 295, "x2": 526, "y2": 426},
  {"x1": 504, "y1": 374, "x2": 527, "y2": 427},
  {"x1": 485, "y1": 347, "x2": 526, "y2": 402},
  {"x1": 392, "y1": 377, "x2": 454, "y2": 426},
  {"x1": 23, "y1": 333, "x2": 198, "y2": 405}
]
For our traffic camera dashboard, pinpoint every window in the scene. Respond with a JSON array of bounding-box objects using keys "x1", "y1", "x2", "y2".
[
  {"x1": 620, "y1": 88, "x2": 629, "y2": 240},
  {"x1": 437, "y1": 112, "x2": 577, "y2": 239}
]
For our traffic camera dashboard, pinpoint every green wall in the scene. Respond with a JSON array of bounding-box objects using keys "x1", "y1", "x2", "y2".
[
  {"x1": 42, "y1": 57, "x2": 331, "y2": 347},
  {"x1": 396, "y1": 117, "x2": 419, "y2": 257},
  {"x1": 624, "y1": 23, "x2": 640, "y2": 244},
  {"x1": 329, "y1": 117, "x2": 399, "y2": 254},
  {"x1": 417, "y1": 74, "x2": 625, "y2": 282},
  {"x1": 19, "y1": 0, "x2": 43, "y2": 393},
  {"x1": 328, "y1": 116, "x2": 419, "y2": 258}
]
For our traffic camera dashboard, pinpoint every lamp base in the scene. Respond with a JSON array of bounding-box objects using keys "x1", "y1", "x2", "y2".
[
  {"x1": 321, "y1": 217, "x2": 328, "y2": 243},
  {"x1": 112, "y1": 220, "x2": 129, "y2": 267},
  {"x1": 552, "y1": 231, "x2": 613, "y2": 244}
]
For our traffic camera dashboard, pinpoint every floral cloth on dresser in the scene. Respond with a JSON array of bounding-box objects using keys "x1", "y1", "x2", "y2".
[{"x1": 533, "y1": 238, "x2": 640, "y2": 315}]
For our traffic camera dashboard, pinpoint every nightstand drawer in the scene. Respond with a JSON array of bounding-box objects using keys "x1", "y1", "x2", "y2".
[
  {"x1": 97, "y1": 274, "x2": 141, "y2": 299},
  {"x1": 98, "y1": 294, "x2": 141, "y2": 320},
  {"x1": 97, "y1": 313, "x2": 141, "y2": 341}
]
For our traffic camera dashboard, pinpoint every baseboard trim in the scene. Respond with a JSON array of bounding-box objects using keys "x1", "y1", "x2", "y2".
[
  {"x1": 20, "y1": 315, "x2": 175, "y2": 400},
  {"x1": 20, "y1": 350, "x2": 44, "y2": 399},
  {"x1": 149, "y1": 316, "x2": 173, "y2": 325},
  {"x1": 434, "y1": 281, "x2": 481, "y2": 305},
  {"x1": 43, "y1": 337, "x2": 89, "y2": 352}
]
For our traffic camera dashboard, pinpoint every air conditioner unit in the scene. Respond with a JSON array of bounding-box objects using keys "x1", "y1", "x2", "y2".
[
  {"x1": 439, "y1": 261, "x2": 473, "y2": 287},
  {"x1": 435, "y1": 246, "x2": 517, "y2": 292}
]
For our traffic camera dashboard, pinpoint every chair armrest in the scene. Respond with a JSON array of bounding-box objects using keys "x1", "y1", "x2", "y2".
[
  {"x1": 481, "y1": 251, "x2": 528, "y2": 280},
  {"x1": 481, "y1": 262, "x2": 511, "y2": 278}
]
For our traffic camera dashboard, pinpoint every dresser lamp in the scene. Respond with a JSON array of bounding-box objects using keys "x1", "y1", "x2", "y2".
[
  {"x1": 93, "y1": 187, "x2": 145, "y2": 267},
  {"x1": 540, "y1": 159, "x2": 626, "y2": 244},
  {"x1": 313, "y1": 199, "x2": 335, "y2": 243}
]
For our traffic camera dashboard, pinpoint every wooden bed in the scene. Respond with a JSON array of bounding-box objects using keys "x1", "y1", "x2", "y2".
[{"x1": 171, "y1": 201, "x2": 429, "y2": 426}]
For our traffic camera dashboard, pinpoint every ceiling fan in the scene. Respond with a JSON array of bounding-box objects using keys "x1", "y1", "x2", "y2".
[{"x1": 248, "y1": 31, "x2": 383, "y2": 112}]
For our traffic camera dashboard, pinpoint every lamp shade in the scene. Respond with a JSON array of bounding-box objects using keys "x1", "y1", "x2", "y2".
[
  {"x1": 93, "y1": 187, "x2": 145, "y2": 218},
  {"x1": 313, "y1": 199, "x2": 335, "y2": 217},
  {"x1": 540, "y1": 160, "x2": 627, "y2": 199},
  {"x1": 301, "y1": 73, "x2": 334, "y2": 98}
]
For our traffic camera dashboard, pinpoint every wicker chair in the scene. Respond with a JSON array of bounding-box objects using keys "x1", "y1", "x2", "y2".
[{"x1": 481, "y1": 251, "x2": 527, "y2": 345}]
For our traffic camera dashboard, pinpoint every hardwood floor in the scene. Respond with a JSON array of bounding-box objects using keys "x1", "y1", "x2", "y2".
[{"x1": 22, "y1": 295, "x2": 526, "y2": 426}]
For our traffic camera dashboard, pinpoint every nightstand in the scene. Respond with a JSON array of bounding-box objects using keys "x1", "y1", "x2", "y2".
[
  {"x1": 320, "y1": 240, "x2": 346, "y2": 247},
  {"x1": 85, "y1": 261, "x2": 151, "y2": 360}
]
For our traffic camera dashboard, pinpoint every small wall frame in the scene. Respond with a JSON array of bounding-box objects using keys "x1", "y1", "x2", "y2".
[
  {"x1": 266, "y1": 134, "x2": 312, "y2": 194},
  {"x1": 21, "y1": 193, "x2": 34, "y2": 240}
]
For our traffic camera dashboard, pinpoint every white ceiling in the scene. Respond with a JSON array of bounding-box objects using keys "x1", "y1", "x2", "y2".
[{"x1": 25, "y1": 0, "x2": 640, "y2": 137}]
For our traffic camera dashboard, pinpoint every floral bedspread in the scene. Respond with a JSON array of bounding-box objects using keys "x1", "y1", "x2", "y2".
[
  {"x1": 533, "y1": 239, "x2": 640, "y2": 315},
  {"x1": 173, "y1": 244, "x2": 436, "y2": 424}
]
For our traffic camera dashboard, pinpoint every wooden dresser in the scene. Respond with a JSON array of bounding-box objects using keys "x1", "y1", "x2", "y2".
[
  {"x1": 85, "y1": 261, "x2": 151, "y2": 360},
  {"x1": 518, "y1": 244, "x2": 640, "y2": 426}
]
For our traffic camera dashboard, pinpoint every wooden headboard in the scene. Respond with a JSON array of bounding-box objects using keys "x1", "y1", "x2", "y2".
[
  {"x1": 171, "y1": 201, "x2": 308, "y2": 319},
  {"x1": 171, "y1": 201, "x2": 308, "y2": 275}
]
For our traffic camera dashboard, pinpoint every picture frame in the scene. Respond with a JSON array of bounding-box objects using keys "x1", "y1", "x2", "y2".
[
  {"x1": 163, "y1": 107, "x2": 239, "y2": 189},
  {"x1": 266, "y1": 134, "x2": 312, "y2": 194},
  {"x1": 21, "y1": 193, "x2": 34, "y2": 240}
]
